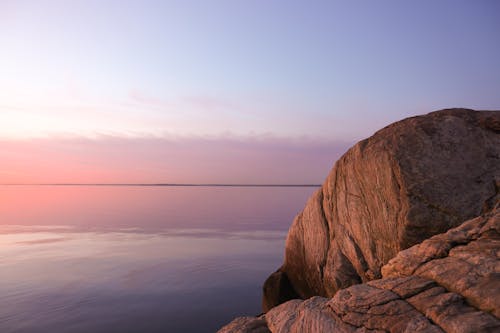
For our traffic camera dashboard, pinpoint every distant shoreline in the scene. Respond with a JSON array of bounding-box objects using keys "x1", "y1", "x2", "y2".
[{"x1": 0, "y1": 183, "x2": 321, "y2": 187}]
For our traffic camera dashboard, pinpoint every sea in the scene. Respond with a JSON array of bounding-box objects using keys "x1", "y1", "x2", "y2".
[{"x1": 0, "y1": 185, "x2": 316, "y2": 333}]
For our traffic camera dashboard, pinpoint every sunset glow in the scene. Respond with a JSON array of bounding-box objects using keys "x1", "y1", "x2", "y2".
[
  {"x1": 0, "y1": 136, "x2": 349, "y2": 184},
  {"x1": 1, "y1": 0, "x2": 499, "y2": 183}
]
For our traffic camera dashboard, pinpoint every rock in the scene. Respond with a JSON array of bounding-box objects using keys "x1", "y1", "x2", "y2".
[
  {"x1": 262, "y1": 270, "x2": 299, "y2": 312},
  {"x1": 217, "y1": 316, "x2": 270, "y2": 333},
  {"x1": 264, "y1": 109, "x2": 500, "y2": 309},
  {"x1": 217, "y1": 208, "x2": 500, "y2": 333},
  {"x1": 266, "y1": 297, "x2": 354, "y2": 333},
  {"x1": 219, "y1": 109, "x2": 500, "y2": 332},
  {"x1": 382, "y1": 203, "x2": 500, "y2": 318}
]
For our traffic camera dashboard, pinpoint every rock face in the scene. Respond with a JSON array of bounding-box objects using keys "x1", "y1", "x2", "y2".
[
  {"x1": 218, "y1": 207, "x2": 500, "y2": 332},
  {"x1": 263, "y1": 108, "x2": 500, "y2": 310},
  {"x1": 218, "y1": 109, "x2": 500, "y2": 332}
]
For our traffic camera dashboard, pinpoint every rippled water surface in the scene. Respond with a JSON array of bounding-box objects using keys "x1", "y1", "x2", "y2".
[{"x1": 0, "y1": 185, "x2": 315, "y2": 333}]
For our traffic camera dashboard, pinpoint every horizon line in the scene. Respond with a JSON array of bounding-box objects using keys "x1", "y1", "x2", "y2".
[{"x1": 0, "y1": 183, "x2": 322, "y2": 187}]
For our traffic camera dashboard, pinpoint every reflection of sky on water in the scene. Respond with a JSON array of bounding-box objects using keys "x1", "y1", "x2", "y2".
[
  {"x1": 0, "y1": 186, "x2": 314, "y2": 231},
  {"x1": 0, "y1": 186, "x2": 314, "y2": 332},
  {"x1": 0, "y1": 230, "x2": 285, "y2": 333}
]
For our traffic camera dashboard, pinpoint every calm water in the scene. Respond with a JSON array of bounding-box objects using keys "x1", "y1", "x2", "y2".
[{"x1": 0, "y1": 185, "x2": 315, "y2": 333}]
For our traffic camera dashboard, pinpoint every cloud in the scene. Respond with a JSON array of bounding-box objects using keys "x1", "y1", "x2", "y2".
[
  {"x1": 16, "y1": 237, "x2": 69, "y2": 245},
  {"x1": 0, "y1": 135, "x2": 352, "y2": 184}
]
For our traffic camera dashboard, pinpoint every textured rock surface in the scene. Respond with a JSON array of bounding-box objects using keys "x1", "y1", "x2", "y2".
[
  {"x1": 262, "y1": 270, "x2": 300, "y2": 312},
  {"x1": 217, "y1": 317, "x2": 270, "y2": 333},
  {"x1": 218, "y1": 208, "x2": 500, "y2": 332},
  {"x1": 382, "y1": 203, "x2": 500, "y2": 318},
  {"x1": 264, "y1": 109, "x2": 500, "y2": 309}
]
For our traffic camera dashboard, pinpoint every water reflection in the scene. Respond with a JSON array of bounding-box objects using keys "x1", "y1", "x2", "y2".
[
  {"x1": 0, "y1": 186, "x2": 314, "y2": 333},
  {"x1": 0, "y1": 186, "x2": 313, "y2": 232}
]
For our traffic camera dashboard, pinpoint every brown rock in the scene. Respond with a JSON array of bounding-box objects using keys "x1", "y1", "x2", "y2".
[
  {"x1": 218, "y1": 209, "x2": 500, "y2": 333},
  {"x1": 262, "y1": 270, "x2": 299, "y2": 313},
  {"x1": 220, "y1": 109, "x2": 500, "y2": 332},
  {"x1": 407, "y1": 286, "x2": 499, "y2": 333},
  {"x1": 382, "y1": 206, "x2": 500, "y2": 318},
  {"x1": 264, "y1": 109, "x2": 500, "y2": 309},
  {"x1": 265, "y1": 297, "x2": 346, "y2": 333},
  {"x1": 217, "y1": 316, "x2": 270, "y2": 333}
]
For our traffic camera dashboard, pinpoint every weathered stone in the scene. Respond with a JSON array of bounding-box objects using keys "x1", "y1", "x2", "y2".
[
  {"x1": 217, "y1": 316, "x2": 270, "y2": 333},
  {"x1": 367, "y1": 275, "x2": 437, "y2": 299},
  {"x1": 218, "y1": 109, "x2": 500, "y2": 333},
  {"x1": 383, "y1": 206, "x2": 500, "y2": 318},
  {"x1": 219, "y1": 210, "x2": 500, "y2": 333},
  {"x1": 264, "y1": 109, "x2": 500, "y2": 308},
  {"x1": 407, "y1": 286, "x2": 499, "y2": 333},
  {"x1": 328, "y1": 284, "x2": 439, "y2": 332},
  {"x1": 262, "y1": 270, "x2": 299, "y2": 312},
  {"x1": 266, "y1": 297, "x2": 352, "y2": 333}
]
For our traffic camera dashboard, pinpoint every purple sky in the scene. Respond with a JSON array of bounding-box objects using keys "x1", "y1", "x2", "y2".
[{"x1": 1, "y1": 1, "x2": 499, "y2": 183}]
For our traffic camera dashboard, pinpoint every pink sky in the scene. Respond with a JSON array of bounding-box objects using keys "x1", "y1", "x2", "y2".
[{"x1": 0, "y1": 136, "x2": 351, "y2": 184}]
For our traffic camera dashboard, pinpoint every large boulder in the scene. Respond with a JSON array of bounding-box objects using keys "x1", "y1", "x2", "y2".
[
  {"x1": 263, "y1": 109, "x2": 500, "y2": 310},
  {"x1": 219, "y1": 206, "x2": 500, "y2": 332}
]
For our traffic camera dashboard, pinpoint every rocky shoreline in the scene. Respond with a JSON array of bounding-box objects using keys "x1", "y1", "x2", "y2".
[{"x1": 218, "y1": 109, "x2": 500, "y2": 333}]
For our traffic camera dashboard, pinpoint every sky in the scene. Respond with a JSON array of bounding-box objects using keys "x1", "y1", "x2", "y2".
[{"x1": 1, "y1": 0, "x2": 499, "y2": 183}]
